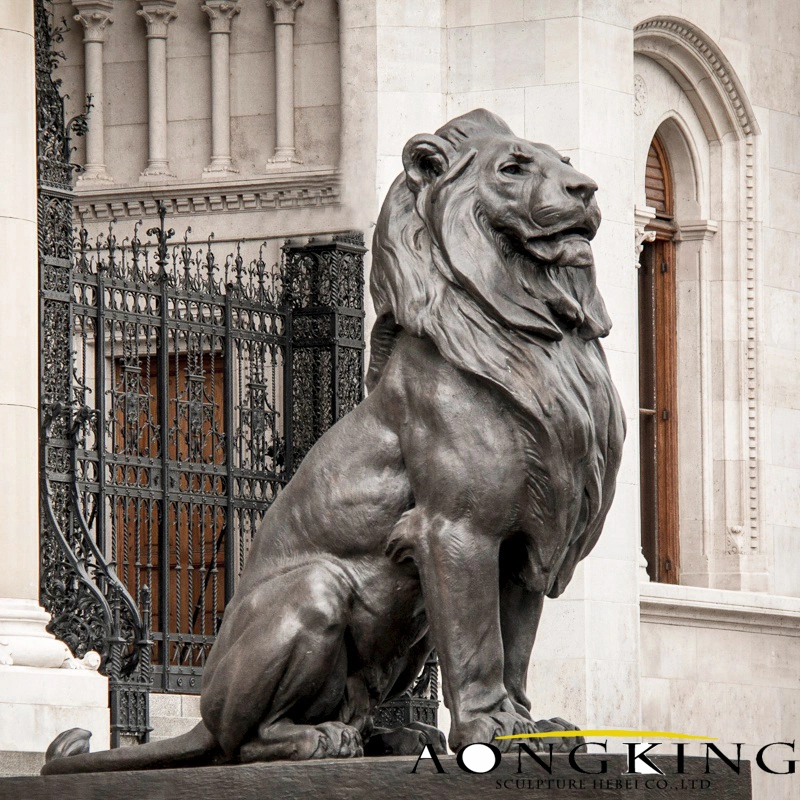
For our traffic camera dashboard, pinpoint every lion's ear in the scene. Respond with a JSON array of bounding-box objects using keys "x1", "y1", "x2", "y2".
[{"x1": 402, "y1": 134, "x2": 456, "y2": 195}]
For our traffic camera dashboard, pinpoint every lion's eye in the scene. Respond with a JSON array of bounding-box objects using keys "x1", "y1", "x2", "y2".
[
  {"x1": 561, "y1": 156, "x2": 572, "y2": 165},
  {"x1": 500, "y1": 163, "x2": 523, "y2": 176}
]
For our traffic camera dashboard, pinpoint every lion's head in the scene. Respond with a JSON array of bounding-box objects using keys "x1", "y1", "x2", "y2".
[{"x1": 367, "y1": 109, "x2": 613, "y2": 403}]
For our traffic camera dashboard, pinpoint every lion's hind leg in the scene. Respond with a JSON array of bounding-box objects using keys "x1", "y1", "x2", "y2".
[{"x1": 201, "y1": 560, "x2": 355, "y2": 759}]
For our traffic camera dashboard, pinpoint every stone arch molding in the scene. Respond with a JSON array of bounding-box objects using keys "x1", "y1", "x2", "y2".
[
  {"x1": 634, "y1": 17, "x2": 759, "y2": 139},
  {"x1": 634, "y1": 17, "x2": 763, "y2": 584}
]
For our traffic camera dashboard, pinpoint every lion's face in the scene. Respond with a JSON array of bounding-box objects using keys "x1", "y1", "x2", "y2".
[
  {"x1": 470, "y1": 136, "x2": 601, "y2": 270},
  {"x1": 368, "y1": 109, "x2": 612, "y2": 374}
]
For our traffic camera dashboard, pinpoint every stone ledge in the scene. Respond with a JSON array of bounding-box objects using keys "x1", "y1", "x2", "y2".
[
  {"x1": 640, "y1": 583, "x2": 800, "y2": 637},
  {"x1": 73, "y1": 168, "x2": 341, "y2": 222},
  {"x1": 0, "y1": 755, "x2": 751, "y2": 800},
  {"x1": 0, "y1": 667, "x2": 109, "y2": 754},
  {"x1": 0, "y1": 665, "x2": 107, "y2": 706}
]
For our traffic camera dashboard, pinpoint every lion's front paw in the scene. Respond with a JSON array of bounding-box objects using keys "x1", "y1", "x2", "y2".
[
  {"x1": 532, "y1": 717, "x2": 586, "y2": 753},
  {"x1": 450, "y1": 711, "x2": 536, "y2": 753}
]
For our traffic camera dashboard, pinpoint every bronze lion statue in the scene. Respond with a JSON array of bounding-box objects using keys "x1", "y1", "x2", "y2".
[{"x1": 42, "y1": 109, "x2": 625, "y2": 774}]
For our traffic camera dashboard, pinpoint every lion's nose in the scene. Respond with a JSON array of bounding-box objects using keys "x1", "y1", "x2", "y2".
[{"x1": 565, "y1": 172, "x2": 598, "y2": 206}]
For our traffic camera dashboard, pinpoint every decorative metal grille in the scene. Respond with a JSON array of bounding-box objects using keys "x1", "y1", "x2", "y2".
[
  {"x1": 373, "y1": 652, "x2": 440, "y2": 731},
  {"x1": 60, "y1": 208, "x2": 368, "y2": 701},
  {"x1": 284, "y1": 234, "x2": 367, "y2": 467}
]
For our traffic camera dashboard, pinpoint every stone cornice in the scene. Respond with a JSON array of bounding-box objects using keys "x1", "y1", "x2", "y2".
[
  {"x1": 73, "y1": 168, "x2": 341, "y2": 221},
  {"x1": 675, "y1": 219, "x2": 719, "y2": 242}
]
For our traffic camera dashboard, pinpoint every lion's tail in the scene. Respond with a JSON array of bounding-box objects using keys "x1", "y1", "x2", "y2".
[{"x1": 40, "y1": 721, "x2": 219, "y2": 775}]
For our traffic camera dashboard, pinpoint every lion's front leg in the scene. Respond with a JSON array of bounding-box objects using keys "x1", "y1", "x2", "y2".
[
  {"x1": 499, "y1": 579, "x2": 544, "y2": 719},
  {"x1": 394, "y1": 513, "x2": 534, "y2": 753},
  {"x1": 498, "y1": 580, "x2": 586, "y2": 752}
]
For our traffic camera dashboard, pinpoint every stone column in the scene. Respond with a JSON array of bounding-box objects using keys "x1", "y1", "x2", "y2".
[
  {"x1": 0, "y1": 0, "x2": 70, "y2": 674},
  {"x1": 0, "y1": 2, "x2": 109, "y2": 759},
  {"x1": 72, "y1": 0, "x2": 113, "y2": 185},
  {"x1": 265, "y1": 0, "x2": 303, "y2": 167},
  {"x1": 137, "y1": 0, "x2": 177, "y2": 180},
  {"x1": 201, "y1": 0, "x2": 240, "y2": 177}
]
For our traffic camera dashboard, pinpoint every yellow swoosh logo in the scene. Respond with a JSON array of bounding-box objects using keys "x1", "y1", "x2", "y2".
[{"x1": 495, "y1": 729, "x2": 716, "y2": 741}]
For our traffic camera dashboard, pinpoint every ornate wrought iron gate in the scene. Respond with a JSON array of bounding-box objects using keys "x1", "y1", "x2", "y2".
[
  {"x1": 42, "y1": 203, "x2": 366, "y2": 741},
  {"x1": 36, "y1": 0, "x2": 156, "y2": 746}
]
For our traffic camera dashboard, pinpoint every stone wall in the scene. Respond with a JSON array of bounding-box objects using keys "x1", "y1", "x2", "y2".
[{"x1": 640, "y1": 583, "x2": 800, "y2": 800}]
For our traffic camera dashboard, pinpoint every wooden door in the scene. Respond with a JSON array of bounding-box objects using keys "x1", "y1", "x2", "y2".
[
  {"x1": 113, "y1": 351, "x2": 227, "y2": 663},
  {"x1": 640, "y1": 134, "x2": 680, "y2": 583}
]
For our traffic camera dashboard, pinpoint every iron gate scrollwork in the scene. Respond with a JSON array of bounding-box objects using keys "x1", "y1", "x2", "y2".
[{"x1": 57, "y1": 207, "x2": 369, "y2": 707}]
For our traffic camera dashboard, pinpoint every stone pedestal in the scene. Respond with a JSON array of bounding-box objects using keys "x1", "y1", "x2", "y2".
[
  {"x1": 0, "y1": 666, "x2": 109, "y2": 757},
  {"x1": 0, "y1": 755, "x2": 752, "y2": 799}
]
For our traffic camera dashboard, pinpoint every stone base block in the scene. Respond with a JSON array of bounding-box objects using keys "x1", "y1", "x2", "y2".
[
  {"x1": 0, "y1": 665, "x2": 109, "y2": 755},
  {"x1": 0, "y1": 752, "x2": 43, "y2": 778},
  {"x1": 0, "y1": 754, "x2": 751, "y2": 800}
]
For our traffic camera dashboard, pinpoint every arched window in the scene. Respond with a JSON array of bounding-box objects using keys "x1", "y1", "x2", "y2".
[
  {"x1": 639, "y1": 135, "x2": 678, "y2": 583},
  {"x1": 634, "y1": 17, "x2": 762, "y2": 591}
]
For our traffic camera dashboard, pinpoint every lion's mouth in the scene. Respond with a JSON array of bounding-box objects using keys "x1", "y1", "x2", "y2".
[
  {"x1": 524, "y1": 225, "x2": 595, "y2": 267},
  {"x1": 532, "y1": 225, "x2": 595, "y2": 244}
]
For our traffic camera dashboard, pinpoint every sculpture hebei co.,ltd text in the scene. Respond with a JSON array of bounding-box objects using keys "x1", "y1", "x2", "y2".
[{"x1": 42, "y1": 109, "x2": 625, "y2": 774}]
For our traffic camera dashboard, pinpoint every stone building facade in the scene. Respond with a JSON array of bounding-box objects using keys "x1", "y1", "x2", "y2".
[{"x1": 1, "y1": 1, "x2": 799, "y2": 796}]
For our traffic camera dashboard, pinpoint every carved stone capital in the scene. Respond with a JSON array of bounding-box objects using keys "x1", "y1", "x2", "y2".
[
  {"x1": 634, "y1": 204, "x2": 657, "y2": 268},
  {"x1": 266, "y1": 0, "x2": 304, "y2": 25},
  {"x1": 634, "y1": 227, "x2": 656, "y2": 267},
  {"x1": 201, "y1": 0, "x2": 241, "y2": 33},
  {"x1": 137, "y1": 0, "x2": 178, "y2": 38},
  {"x1": 674, "y1": 219, "x2": 719, "y2": 242},
  {"x1": 72, "y1": 0, "x2": 113, "y2": 43}
]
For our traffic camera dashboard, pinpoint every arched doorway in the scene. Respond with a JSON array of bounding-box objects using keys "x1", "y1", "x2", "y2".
[{"x1": 639, "y1": 134, "x2": 679, "y2": 583}]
